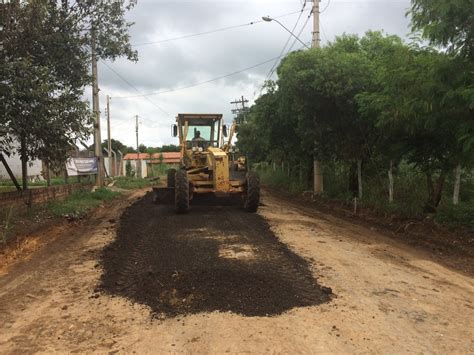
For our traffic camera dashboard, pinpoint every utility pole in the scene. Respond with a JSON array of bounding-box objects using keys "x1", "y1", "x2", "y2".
[
  {"x1": 311, "y1": 0, "x2": 323, "y2": 194},
  {"x1": 135, "y1": 115, "x2": 141, "y2": 178},
  {"x1": 311, "y1": 0, "x2": 320, "y2": 48},
  {"x1": 106, "y1": 95, "x2": 113, "y2": 177},
  {"x1": 230, "y1": 95, "x2": 249, "y2": 124},
  {"x1": 91, "y1": 29, "x2": 104, "y2": 186}
]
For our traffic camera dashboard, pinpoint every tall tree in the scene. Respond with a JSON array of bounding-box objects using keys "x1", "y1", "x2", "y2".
[
  {"x1": 0, "y1": 0, "x2": 137, "y2": 188},
  {"x1": 409, "y1": 0, "x2": 474, "y2": 59}
]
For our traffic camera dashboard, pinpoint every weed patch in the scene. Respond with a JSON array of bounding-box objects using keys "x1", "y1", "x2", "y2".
[
  {"x1": 114, "y1": 177, "x2": 152, "y2": 190},
  {"x1": 48, "y1": 188, "x2": 120, "y2": 218}
]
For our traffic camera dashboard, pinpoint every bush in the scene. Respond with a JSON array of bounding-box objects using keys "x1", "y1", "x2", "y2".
[
  {"x1": 435, "y1": 202, "x2": 474, "y2": 228},
  {"x1": 114, "y1": 177, "x2": 151, "y2": 190},
  {"x1": 48, "y1": 188, "x2": 120, "y2": 217},
  {"x1": 255, "y1": 164, "x2": 310, "y2": 194}
]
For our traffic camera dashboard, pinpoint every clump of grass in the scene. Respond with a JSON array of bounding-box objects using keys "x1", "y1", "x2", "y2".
[
  {"x1": 256, "y1": 166, "x2": 309, "y2": 194},
  {"x1": 435, "y1": 202, "x2": 474, "y2": 228},
  {"x1": 114, "y1": 177, "x2": 152, "y2": 190},
  {"x1": 48, "y1": 188, "x2": 120, "y2": 218}
]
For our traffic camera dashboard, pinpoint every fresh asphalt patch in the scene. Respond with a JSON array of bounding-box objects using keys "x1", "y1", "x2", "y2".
[{"x1": 98, "y1": 193, "x2": 331, "y2": 317}]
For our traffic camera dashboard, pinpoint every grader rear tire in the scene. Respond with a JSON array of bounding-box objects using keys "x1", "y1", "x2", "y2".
[
  {"x1": 175, "y1": 170, "x2": 189, "y2": 213},
  {"x1": 167, "y1": 168, "x2": 176, "y2": 188},
  {"x1": 244, "y1": 171, "x2": 260, "y2": 212}
]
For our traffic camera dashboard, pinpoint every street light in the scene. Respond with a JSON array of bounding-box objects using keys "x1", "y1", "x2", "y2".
[{"x1": 262, "y1": 16, "x2": 310, "y2": 49}]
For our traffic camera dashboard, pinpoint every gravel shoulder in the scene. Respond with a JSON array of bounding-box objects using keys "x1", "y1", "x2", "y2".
[{"x1": 0, "y1": 189, "x2": 472, "y2": 353}]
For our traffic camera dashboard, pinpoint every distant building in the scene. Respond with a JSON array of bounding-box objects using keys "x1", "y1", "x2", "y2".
[
  {"x1": 122, "y1": 152, "x2": 181, "y2": 177},
  {"x1": 123, "y1": 152, "x2": 181, "y2": 164}
]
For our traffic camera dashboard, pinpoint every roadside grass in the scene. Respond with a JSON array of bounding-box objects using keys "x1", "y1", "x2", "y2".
[
  {"x1": 47, "y1": 188, "x2": 120, "y2": 218},
  {"x1": 0, "y1": 176, "x2": 93, "y2": 189},
  {"x1": 435, "y1": 201, "x2": 474, "y2": 228},
  {"x1": 114, "y1": 177, "x2": 153, "y2": 190},
  {"x1": 0, "y1": 187, "x2": 120, "y2": 247},
  {"x1": 257, "y1": 167, "x2": 308, "y2": 194},
  {"x1": 255, "y1": 163, "x2": 474, "y2": 229}
]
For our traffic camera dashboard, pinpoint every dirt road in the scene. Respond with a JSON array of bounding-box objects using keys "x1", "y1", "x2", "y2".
[{"x1": 0, "y1": 190, "x2": 473, "y2": 353}]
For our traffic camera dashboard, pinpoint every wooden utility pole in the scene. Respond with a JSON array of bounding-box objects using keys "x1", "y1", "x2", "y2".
[
  {"x1": 91, "y1": 29, "x2": 104, "y2": 186},
  {"x1": 230, "y1": 96, "x2": 249, "y2": 124},
  {"x1": 135, "y1": 115, "x2": 141, "y2": 178},
  {"x1": 311, "y1": 0, "x2": 323, "y2": 194},
  {"x1": 106, "y1": 95, "x2": 113, "y2": 177}
]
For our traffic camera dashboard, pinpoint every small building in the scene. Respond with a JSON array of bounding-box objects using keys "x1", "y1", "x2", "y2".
[{"x1": 122, "y1": 152, "x2": 181, "y2": 177}]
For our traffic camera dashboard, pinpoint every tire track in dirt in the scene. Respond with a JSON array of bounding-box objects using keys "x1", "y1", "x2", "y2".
[{"x1": 98, "y1": 193, "x2": 332, "y2": 317}]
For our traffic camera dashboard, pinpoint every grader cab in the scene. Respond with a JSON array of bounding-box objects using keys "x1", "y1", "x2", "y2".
[{"x1": 152, "y1": 113, "x2": 260, "y2": 213}]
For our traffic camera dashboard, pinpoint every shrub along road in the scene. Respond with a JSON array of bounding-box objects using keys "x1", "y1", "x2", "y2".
[{"x1": 0, "y1": 190, "x2": 472, "y2": 353}]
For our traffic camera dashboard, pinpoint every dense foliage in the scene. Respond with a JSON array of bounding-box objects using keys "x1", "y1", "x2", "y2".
[
  {"x1": 0, "y1": 0, "x2": 137, "y2": 188},
  {"x1": 238, "y1": 31, "x2": 474, "y2": 215}
]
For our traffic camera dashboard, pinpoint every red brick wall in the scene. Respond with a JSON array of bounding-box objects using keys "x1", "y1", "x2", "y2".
[{"x1": 0, "y1": 184, "x2": 91, "y2": 213}]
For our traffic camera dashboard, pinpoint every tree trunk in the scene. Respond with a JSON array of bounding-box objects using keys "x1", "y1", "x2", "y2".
[
  {"x1": 388, "y1": 160, "x2": 394, "y2": 203},
  {"x1": 0, "y1": 153, "x2": 22, "y2": 191},
  {"x1": 313, "y1": 159, "x2": 323, "y2": 194},
  {"x1": 425, "y1": 172, "x2": 446, "y2": 212},
  {"x1": 357, "y1": 159, "x2": 363, "y2": 199},
  {"x1": 20, "y1": 134, "x2": 28, "y2": 190},
  {"x1": 453, "y1": 164, "x2": 461, "y2": 205},
  {"x1": 349, "y1": 162, "x2": 358, "y2": 197},
  {"x1": 46, "y1": 162, "x2": 51, "y2": 187}
]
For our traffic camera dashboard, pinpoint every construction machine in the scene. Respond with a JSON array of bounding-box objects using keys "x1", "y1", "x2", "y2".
[{"x1": 152, "y1": 113, "x2": 260, "y2": 213}]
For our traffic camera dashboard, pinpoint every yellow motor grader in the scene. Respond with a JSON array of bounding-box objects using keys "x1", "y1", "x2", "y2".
[{"x1": 152, "y1": 113, "x2": 260, "y2": 213}]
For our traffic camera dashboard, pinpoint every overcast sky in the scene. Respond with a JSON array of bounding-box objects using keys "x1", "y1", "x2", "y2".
[{"x1": 92, "y1": 0, "x2": 413, "y2": 149}]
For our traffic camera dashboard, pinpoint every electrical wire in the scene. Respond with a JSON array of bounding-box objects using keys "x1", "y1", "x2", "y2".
[
  {"x1": 253, "y1": 11, "x2": 312, "y2": 100},
  {"x1": 319, "y1": 0, "x2": 332, "y2": 14},
  {"x1": 263, "y1": 2, "x2": 307, "y2": 84},
  {"x1": 286, "y1": 9, "x2": 312, "y2": 53},
  {"x1": 112, "y1": 53, "x2": 297, "y2": 99},
  {"x1": 132, "y1": 9, "x2": 310, "y2": 47},
  {"x1": 100, "y1": 60, "x2": 170, "y2": 115}
]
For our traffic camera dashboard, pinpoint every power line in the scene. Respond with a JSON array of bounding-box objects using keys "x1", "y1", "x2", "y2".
[
  {"x1": 286, "y1": 9, "x2": 312, "y2": 54},
  {"x1": 254, "y1": 11, "x2": 312, "y2": 100},
  {"x1": 263, "y1": 2, "x2": 307, "y2": 84},
  {"x1": 131, "y1": 9, "x2": 311, "y2": 47},
  {"x1": 112, "y1": 54, "x2": 294, "y2": 99},
  {"x1": 100, "y1": 60, "x2": 170, "y2": 115},
  {"x1": 319, "y1": 0, "x2": 332, "y2": 14}
]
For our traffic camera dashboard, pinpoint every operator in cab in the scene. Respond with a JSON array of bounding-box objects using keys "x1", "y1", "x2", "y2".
[{"x1": 192, "y1": 130, "x2": 205, "y2": 148}]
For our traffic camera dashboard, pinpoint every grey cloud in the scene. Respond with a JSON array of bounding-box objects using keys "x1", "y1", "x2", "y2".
[{"x1": 93, "y1": 0, "x2": 413, "y2": 148}]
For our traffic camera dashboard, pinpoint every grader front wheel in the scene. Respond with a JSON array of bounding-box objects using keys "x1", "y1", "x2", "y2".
[
  {"x1": 175, "y1": 170, "x2": 189, "y2": 213},
  {"x1": 244, "y1": 171, "x2": 260, "y2": 212}
]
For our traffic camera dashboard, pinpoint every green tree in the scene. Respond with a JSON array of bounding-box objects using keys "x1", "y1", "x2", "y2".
[
  {"x1": 409, "y1": 0, "x2": 474, "y2": 59},
  {"x1": 138, "y1": 144, "x2": 147, "y2": 153},
  {"x1": 358, "y1": 43, "x2": 473, "y2": 210},
  {"x1": 1, "y1": 0, "x2": 137, "y2": 189}
]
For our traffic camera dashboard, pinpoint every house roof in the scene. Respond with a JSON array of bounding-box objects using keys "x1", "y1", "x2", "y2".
[
  {"x1": 123, "y1": 153, "x2": 150, "y2": 160},
  {"x1": 123, "y1": 152, "x2": 181, "y2": 163}
]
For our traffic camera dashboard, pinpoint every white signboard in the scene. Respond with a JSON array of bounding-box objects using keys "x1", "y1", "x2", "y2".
[{"x1": 66, "y1": 157, "x2": 98, "y2": 176}]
